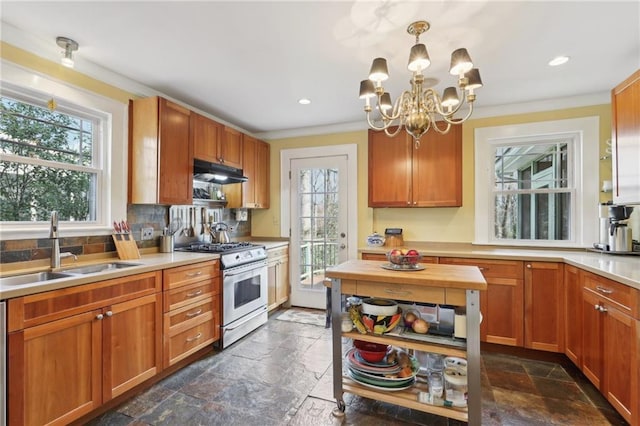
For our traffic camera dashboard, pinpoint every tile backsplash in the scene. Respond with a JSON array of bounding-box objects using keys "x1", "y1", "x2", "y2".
[{"x1": 0, "y1": 205, "x2": 251, "y2": 265}]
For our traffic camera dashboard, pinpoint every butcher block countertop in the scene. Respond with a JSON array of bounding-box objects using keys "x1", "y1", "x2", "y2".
[{"x1": 326, "y1": 259, "x2": 487, "y2": 291}]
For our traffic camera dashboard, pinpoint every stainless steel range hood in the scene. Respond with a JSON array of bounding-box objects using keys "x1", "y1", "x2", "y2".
[{"x1": 193, "y1": 159, "x2": 248, "y2": 184}]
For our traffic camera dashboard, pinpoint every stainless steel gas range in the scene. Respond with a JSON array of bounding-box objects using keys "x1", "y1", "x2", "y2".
[{"x1": 176, "y1": 242, "x2": 268, "y2": 348}]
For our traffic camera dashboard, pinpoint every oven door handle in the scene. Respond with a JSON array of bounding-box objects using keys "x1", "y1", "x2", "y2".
[{"x1": 223, "y1": 307, "x2": 267, "y2": 332}]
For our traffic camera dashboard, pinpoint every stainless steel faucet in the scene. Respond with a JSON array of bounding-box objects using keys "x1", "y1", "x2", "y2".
[{"x1": 50, "y1": 211, "x2": 77, "y2": 268}]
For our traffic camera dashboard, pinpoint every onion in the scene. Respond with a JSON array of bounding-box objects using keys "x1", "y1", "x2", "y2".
[{"x1": 412, "y1": 318, "x2": 429, "y2": 334}]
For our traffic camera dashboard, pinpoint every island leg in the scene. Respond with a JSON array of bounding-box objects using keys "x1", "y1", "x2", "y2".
[
  {"x1": 466, "y1": 289, "x2": 482, "y2": 426},
  {"x1": 330, "y1": 277, "x2": 346, "y2": 417}
]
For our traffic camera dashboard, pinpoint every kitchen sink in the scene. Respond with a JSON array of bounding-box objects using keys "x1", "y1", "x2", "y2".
[
  {"x1": 62, "y1": 262, "x2": 141, "y2": 275},
  {"x1": 0, "y1": 271, "x2": 73, "y2": 286}
]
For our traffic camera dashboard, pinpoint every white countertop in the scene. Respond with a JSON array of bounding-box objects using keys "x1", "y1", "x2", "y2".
[{"x1": 360, "y1": 242, "x2": 640, "y2": 290}]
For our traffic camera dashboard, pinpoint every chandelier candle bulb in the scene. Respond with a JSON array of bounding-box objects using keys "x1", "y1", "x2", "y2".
[{"x1": 359, "y1": 20, "x2": 482, "y2": 147}]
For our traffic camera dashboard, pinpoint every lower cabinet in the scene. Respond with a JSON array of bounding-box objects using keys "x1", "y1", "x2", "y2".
[
  {"x1": 267, "y1": 245, "x2": 289, "y2": 311},
  {"x1": 581, "y1": 272, "x2": 639, "y2": 425},
  {"x1": 524, "y1": 262, "x2": 564, "y2": 352},
  {"x1": 7, "y1": 272, "x2": 162, "y2": 426},
  {"x1": 564, "y1": 264, "x2": 582, "y2": 365},
  {"x1": 439, "y1": 257, "x2": 524, "y2": 346},
  {"x1": 162, "y1": 260, "x2": 220, "y2": 367}
]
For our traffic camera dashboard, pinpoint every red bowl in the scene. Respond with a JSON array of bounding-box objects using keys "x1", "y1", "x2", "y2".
[{"x1": 354, "y1": 340, "x2": 389, "y2": 363}]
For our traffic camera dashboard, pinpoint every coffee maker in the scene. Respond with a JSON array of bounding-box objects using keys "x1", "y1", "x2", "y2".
[
  {"x1": 595, "y1": 202, "x2": 613, "y2": 250},
  {"x1": 608, "y1": 205, "x2": 634, "y2": 252}
]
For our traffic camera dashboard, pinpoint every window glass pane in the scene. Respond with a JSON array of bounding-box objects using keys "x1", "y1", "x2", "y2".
[
  {"x1": 0, "y1": 161, "x2": 96, "y2": 221},
  {"x1": 494, "y1": 192, "x2": 571, "y2": 241},
  {"x1": 494, "y1": 142, "x2": 569, "y2": 190}
]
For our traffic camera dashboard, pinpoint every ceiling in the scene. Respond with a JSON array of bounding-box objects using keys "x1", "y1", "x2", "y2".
[{"x1": 1, "y1": 1, "x2": 639, "y2": 139}]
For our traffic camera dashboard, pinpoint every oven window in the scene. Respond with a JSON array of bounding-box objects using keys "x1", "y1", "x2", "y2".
[{"x1": 234, "y1": 275, "x2": 261, "y2": 309}]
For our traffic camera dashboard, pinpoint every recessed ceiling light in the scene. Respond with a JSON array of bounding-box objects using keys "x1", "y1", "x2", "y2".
[
  {"x1": 298, "y1": 98, "x2": 311, "y2": 105},
  {"x1": 548, "y1": 56, "x2": 570, "y2": 67}
]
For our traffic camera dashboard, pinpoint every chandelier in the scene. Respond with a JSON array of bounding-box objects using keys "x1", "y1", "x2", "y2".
[{"x1": 359, "y1": 20, "x2": 482, "y2": 148}]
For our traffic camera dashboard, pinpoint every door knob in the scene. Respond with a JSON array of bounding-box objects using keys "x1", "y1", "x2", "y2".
[
  {"x1": 340, "y1": 244, "x2": 346, "y2": 249},
  {"x1": 340, "y1": 232, "x2": 346, "y2": 238}
]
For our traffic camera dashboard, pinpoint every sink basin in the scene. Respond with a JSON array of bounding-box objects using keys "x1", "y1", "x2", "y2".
[
  {"x1": 0, "y1": 271, "x2": 73, "y2": 286},
  {"x1": 63, "y1": 262, "x2": 141, "y2": 275}
]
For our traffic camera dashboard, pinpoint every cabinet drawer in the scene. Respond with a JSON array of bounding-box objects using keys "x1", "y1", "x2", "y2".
[
  {"x1": 165, "y1": 317, "x2": 216, "y2": 366},
  {"x1": 583, "y1": 271, "x2": 638, "y2": 316},
  {"x1": 165, "y1": 296, "x2": 217, "y2": 329},
  {"x1": 440, "y1": 257, "x2": 523, "y2": 281},
  {"x1": 8, "y1": 271, "x2": 161, "y2": 331},
  {"x1": 268, "y1": 246, "x2": 288, "y2": 259},
  {"x1": 164, "y1": 281, "x2": 214, "y2": 312},
  {"x1": 357, "y1": 281, "x2": 445, "y2": 304},
  {"x1": 163, "y1": 261, "x2": 219, "y2": 290}
]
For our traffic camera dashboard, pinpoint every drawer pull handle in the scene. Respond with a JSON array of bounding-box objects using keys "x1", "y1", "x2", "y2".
[
  {"x1": 186, "y1": 309, "x2": 203, "y2": 318},
  {"x1": 186, "y1": 271, "x2": 203, "y2": 277},
  {"x1": 186, "y1": 332, "x2": 203, "y2": 342},
  {"x1": 595, "y1": 286, "x2": 613, "y2": 294},
  {"x1": 186, "y1": 290, "x2": 203, "y2": 297},
  {"x1": 384, "y1": 288, "x2": 411, "y2": 296}
]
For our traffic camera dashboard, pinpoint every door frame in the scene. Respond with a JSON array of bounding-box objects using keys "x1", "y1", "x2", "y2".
[{"x1": 280, "y1": 144, "x2": 358, "y2": 262}]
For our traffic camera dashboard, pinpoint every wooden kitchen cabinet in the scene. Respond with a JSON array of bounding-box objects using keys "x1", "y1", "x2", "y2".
[
  {"x1": 564, "y1": 264, "x2": 582, "y2": 365},
  {"x1": 220, "y1": 125, "x2": 244, "y2": 169},
  {"x1": 267, "y1": 245, "x2": 289, "y2": 311},
  {"x1": 439, "y1": 257, "x2": 524, "y2": 346},
  {"x1": 611, "y1": 69, "x2": 640, "y2": 204},
  {"x1": 129, "y1": 96, "x2": 193, "y2": 205},
  {"x1": 7, "y1": 272, "x2": 162, "y2": 426},
  {"x1": 192, "y1": 113, "x2": 244, "y2": 170},
  {"x1": 524, "y1": 262, "x2": 564, "y2": 352},
  {"x1": 162, "y1": 260, "x2": 220, "y2": 367},
  {"x1": 227, "y1": 136, "x2": 270, "y2": 209},
  {"x1": 581, "y1": 271, "x2": 639, "y2": 425},
  {"x1": 368, "y1": 125, "x2": 462, "y2": 207}
]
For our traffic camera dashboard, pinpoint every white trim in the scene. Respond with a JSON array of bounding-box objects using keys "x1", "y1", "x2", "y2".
[
  {"x1": 280, "y1": 144, "x2": 358, "y2": 261},
  {"x1": 0, "y1": 61, "x2": 127, "y2": 240},
  {"x1": 474, "y1": 116, "x2": 599, "y2": 248}
]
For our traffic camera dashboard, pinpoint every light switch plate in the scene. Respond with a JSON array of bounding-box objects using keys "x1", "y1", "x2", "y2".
[{"x1": 141, "y1": 227, "x2": 154, "y2": 240}]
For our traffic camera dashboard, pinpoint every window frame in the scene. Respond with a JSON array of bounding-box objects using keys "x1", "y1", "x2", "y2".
[
  {"x1": 474, "y1": 117, "x2": 599, "y2": 248},
  {"x1": 0, "y1": 61, "x2": 127, "y2": 239}
]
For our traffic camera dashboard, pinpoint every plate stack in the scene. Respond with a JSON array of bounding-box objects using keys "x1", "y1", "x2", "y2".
[{"x1": 345, "y1": 346, "x2": 418, "y2": 391}]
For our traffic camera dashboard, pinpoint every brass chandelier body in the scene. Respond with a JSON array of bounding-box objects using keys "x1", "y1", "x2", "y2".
[{"x1": 359, "y1": 20, "x2": 482, "y2": 148}]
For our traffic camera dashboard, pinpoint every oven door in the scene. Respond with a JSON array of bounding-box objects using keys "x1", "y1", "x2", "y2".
[{"x1": 222, "y1": 260, "x2": 268, "y2": 326}]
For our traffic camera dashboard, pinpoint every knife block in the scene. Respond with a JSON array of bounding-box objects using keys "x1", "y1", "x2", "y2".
[{"x1": 112, "y1": 233, "x2": 141, "y2": 260}]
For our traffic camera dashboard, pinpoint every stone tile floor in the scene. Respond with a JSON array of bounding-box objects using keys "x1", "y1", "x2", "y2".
[{"x1": 88, "y1": 309, "x2": 629, "y2": 425}]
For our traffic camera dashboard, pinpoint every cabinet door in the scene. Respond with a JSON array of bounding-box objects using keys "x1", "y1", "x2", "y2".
[
  {"x1": 275, "y1": 256, "x2": 290, "y2": 305},
  {"x1": 524, "y1": 262, "x2": 564, "y2": 352},
  {"x1": 220, "y1": 126, "x2": 243, "y2": 169},
  {"x1": 582, "y1": 288, "x2": 604, "y2": 388},
  {"x1": 368, "y1": 129, "x2": 412, "y2": 207},
  {"x1": 255, "y1": 139, "x2": 270, "y2": 208},
  {"x1": 440, "y1": 257, "x2": 524, "y2": 346},
  {"x1": 158, "y1": 98, "x2": 192, "y2": 205},
  {"x1": 8, "y1": 310, "x2": 102, "y2": 426},
  {"x1": 241, "y1": 135, "x2": 257, "y2": 207},
  {"x1": 412, "y1": 124, "x2": 462, "y2": 207},
  {"x1": 564, "y1": 265, "x2": 582, "y2": 365},
  {"x1": 192, "y1": 113, "x2": 222, "y2": 163},
  {"x1": 612, "y1": 69, "x2": 640, "y2": 204},
  {"x1": 267, "y1": 259, "x2": 277, "y2": 309},
  {"x1": 603, "y1": 304, "x2": 638, "y2": 424},
  {"x1": 103, "y1": 293, "x2": 162, "y2": 400}
]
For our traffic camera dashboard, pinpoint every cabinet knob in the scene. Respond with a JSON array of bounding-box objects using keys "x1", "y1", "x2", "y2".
[
  {"x1": 599, "y1": 305, "x2": 608, "y2": 313},
  {"x1": 407, "y1": 201, "x2": 411, "y2": 205},
  {"x1": 413, "y1": 201, "x2": 417, "y2": 205},
  {"x1": 526, "y1": 264, "x2": 532, "y2": 269},
  {"x1": 105, "y1": 311, "x2": 113, "y2": 317},
  {"x1": 96, "y1": 314, "x2": 104, "y2": 320},
  {"x1": 594, "y1": 304, "x2": 600, "y2": 311}
]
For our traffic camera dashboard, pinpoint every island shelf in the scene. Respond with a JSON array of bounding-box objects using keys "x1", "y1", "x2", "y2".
[{"x1": 326, "y1": 260, "x2": 486, "y2": 426}]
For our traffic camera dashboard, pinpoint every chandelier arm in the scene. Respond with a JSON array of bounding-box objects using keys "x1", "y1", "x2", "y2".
[
  {"x1": 378, "y1": 91, "x2": 410, "y2": 122},
  {"x1": 384, "y1": 125, "x2": 405, "y2": 137},
  {"x1": 440, "y1": 100, "x2": 475, "y2": 125},
  {"x1": 365, "y1": 111, "x2": 394, "y2": 131},
  {"x1": 431, "y1": 120, "x2": 451, "y2": 134}
]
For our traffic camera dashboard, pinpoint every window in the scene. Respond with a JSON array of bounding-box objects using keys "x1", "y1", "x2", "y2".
[
  {"x1": 475, "y1": 117, "x2": 599, "y2": 248},
  {"x1": 0, "y1": 94, "x2": 101, "y2": 222},
  {"x1": 0, "y1": 61, "x2": 127, "y2": 239}
]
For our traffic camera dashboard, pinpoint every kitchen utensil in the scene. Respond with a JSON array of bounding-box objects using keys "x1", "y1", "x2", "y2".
[
  {"x1": 200, "y1": 208, "x2": 206, "y2": 235},
  {"x1": 169, "y1": 217, "x2": 182, "y2": 236},
  {"x1": 212, "y1": 222, "x2": 231, "y2": 243},
  {"x1": 190, "y1": 208, "x2": 196, "y2": 237}
]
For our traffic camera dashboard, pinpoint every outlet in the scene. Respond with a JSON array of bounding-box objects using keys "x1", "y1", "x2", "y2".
[{"x1": 141, "y1": 227, "x2": 154, "y2": 240}]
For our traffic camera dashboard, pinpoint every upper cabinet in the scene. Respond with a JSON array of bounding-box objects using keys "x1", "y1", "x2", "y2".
[
  {"x1": 368, "y1": 125, "x2": 462, "y2": 207},
  {"x1": 129, "y1": 96, "x2": 192, "y2": 205},
  {"x1": 192, "y1": 114, "x2": 243, "y2": 170},
  {"x1": 227, "y1": 135, "x2": 270, "y2": 209},
  {"x1": 612, "y1": 69, "x2": 640, "y2": 204}
]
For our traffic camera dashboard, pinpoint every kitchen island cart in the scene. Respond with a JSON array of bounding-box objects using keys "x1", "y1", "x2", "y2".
[{"x1": 326, "y1": 259, "x2": 486, "y2": 425}]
